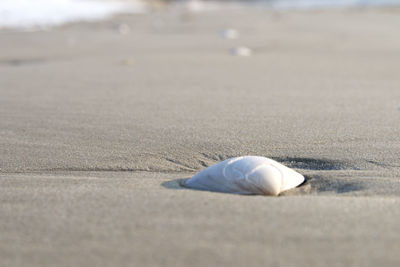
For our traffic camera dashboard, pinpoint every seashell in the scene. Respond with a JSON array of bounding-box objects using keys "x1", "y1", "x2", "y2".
[
  {"x1": 231, "y1": 46, "x2": 252, "y2": 56},
  {"x1": 184, "y1": 0, "x2": 206, "y2": 12},
  {"x1": 221, "y1": 28, "x2": 239, "y2": 39},
  {"x1": 117, "y1": 24, "x2": 130, "y2": 35},
  {"x1": 185, "y1": 156, "x2": 305, "y2": 196}
]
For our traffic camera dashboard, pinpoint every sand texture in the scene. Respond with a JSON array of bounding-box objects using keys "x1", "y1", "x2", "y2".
[{"x1": 1, "y1": 7, "x2": 400, "y2": 267}]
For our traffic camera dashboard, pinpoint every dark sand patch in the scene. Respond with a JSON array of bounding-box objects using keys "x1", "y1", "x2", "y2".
[{"x1": 0, "y1": 57, "x2": 47, "y2": 66}]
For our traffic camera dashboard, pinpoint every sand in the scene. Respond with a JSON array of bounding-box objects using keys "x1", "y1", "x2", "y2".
[{"x1": 1, "y1": 6, "x2": 400, "y2": 267}]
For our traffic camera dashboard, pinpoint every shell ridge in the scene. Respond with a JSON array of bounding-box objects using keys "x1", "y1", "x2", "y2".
[
  {"x1": 242, "y1": 178, "x2": 269, "y2": 195},
  {"x1": 222, "y1": 156, "x2": 244, "y2": 178},
  {"x1": 233, "y1": 175, "x2": 264, "y2": 194},
  {"x1": 269, "y1": 163, "x2": 286, "y2": 192},
  {"x1": 244, "y1": 164, "x2": 282, "y2": 195}
]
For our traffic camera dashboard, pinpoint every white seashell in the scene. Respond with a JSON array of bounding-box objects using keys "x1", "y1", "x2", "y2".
[
  {"x1": 185, "y1": 156, "x2": 305, "y2": 196},
  {"x1": 117, "y1": 24, "x2": 130, "y2": 35},
  {"x1": 221, "y1": 28, "x2": 239, "y2": 39},
  {"x1": 231, "y1": 46, "x2": 252, "y2": 56},
  {"x1": 185, "y1": 0, "x2": 206, "y2": 12}
]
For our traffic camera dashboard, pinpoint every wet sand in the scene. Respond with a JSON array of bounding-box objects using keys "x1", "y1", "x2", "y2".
[{"x1": 1, "y1": 7, "x2": 400, "y2": 266}]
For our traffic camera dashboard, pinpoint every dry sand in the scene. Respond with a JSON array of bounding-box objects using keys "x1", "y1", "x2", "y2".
[{"x1": 1, "y1": 6, "x2": 400, "y2": 267}]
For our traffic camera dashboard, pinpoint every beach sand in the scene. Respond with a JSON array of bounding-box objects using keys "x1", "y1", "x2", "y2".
[{"x1": 1, "y1": 6, "x2": 400, "y2": 266}]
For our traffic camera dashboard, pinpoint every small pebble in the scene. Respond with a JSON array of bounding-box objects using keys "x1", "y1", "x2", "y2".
[{"x1": 122, "y1": 59, "x2": 133, "y2": 66}]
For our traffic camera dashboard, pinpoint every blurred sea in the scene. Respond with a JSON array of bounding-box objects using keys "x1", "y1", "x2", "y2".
[
  {"x1": 261, "y1": 0, "x2": 400, "y2": 9},
  {"x1": 0, "y1": 0, "x2": 146, "y2": 29},
  {"x1": 1, "y1": 0, "x2": 400, "y2": 29}
]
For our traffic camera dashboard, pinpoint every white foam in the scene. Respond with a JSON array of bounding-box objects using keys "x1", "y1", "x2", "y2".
[{"x1": 0, "y1": 0, "x2": 146, "y2": 29}]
